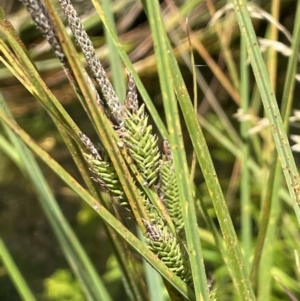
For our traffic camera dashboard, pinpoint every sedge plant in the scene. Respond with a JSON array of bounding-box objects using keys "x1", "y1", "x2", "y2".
[{"x1": 0, "y1": 0, "x2": 300, "y2": 300}]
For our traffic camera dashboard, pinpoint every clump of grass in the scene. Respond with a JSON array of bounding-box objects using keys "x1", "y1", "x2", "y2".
[{"x1": 1, "y1": 1, "x2": 300, "y2": 301}]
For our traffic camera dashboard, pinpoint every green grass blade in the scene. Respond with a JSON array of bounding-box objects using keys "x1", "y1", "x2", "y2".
[
  {"x1": 144, "y1": 1, "x2": 209, "y2": 300},
  {"x1": 165, "y1": 13, "x2": 256, "y2": 301},
  {"x1": 171, "y1": 47, "x2": 255, "y2": 301},
  {"x1": 0, "y1": 238, "x2": 37, "y2": 301},
  {"x1": 240, "y1": 36, "x2": 252, "y2": 271},
  {"x1": 255, "y1": 1, "x2": 300, "y2": 298},
  {"x1": 0, "y1": 134, "x2": 23, "y2": 172},
  {"x1": 231, "y1": 0, "x2": 300, "y2": 225},
  {"x1": 257, "y1": 163, "x2": 281, "y2": 301}
]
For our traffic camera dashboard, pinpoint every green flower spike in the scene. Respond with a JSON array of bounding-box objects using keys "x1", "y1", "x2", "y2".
[
  {"x1": 121, "y1": 74, "x2": 160, "y2": 186},
  {"x1": 80, "y1": 133, "x2": 127, "y2": 205},
  {"x1": 142, "y1": 218, "x2": 193, "y2": 286},
  {"x1": 159, "y1": 140, "x2": 184, "y2": 231}
]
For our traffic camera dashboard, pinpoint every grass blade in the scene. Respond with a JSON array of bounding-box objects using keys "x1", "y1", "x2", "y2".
[
  {"x1": 231, "y1": 0, "x2": 300, "y2": 225},
  {"x1": 0, "y1": 238, "x2": 37, "y2": 301},
  {"x1": 144, "y1": 1, "x2": 209, "y2": 300},
  {"x1": 166, "y1": 11, "x2": 256, "y2": 301}
]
